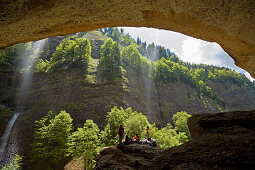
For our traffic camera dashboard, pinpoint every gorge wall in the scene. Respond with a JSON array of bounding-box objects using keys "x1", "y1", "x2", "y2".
[{"x1": 1, "y1": 0, "x2": 255, "y2": 77}]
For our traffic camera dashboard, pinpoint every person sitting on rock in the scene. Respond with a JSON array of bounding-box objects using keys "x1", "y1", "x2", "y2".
[
  {"x1": 141, "y1": 138, "x2": 150, "y2": 145},
  {"x1": 133, "y1": 134, "x2": 140, "y2": 143},
  {"x1": 130, "y1": 137, "x2": 135, "y2": 144},
  {"x1": 148, "y1": 138, "x2": 157, "y2": 147},
  {"x1": 124, "y1": 135, "x2": 130, "y2": 145}
]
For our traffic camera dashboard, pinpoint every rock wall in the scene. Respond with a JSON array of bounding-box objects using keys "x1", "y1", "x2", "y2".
[{"x1": 1, "y1": 0, "x2": 255, "y2": 77}]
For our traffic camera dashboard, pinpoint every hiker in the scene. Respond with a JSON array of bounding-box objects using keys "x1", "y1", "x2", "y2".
[
  {"x1": 119, "y1": 125, "x2": 124, "y2": 144},
  {"x1": 124, "y1": 135, "x2": 130, "y2": 145},
  {"x1": 146, "y1": 126, "x2": 152, "y2": 138},
  {"x1": 141, "y1": 138, "x2": 150, "y2": 145},
  {"x1": 148, "y1": 138, "x2": 157, "y2": 147},
  {"x1": 133, "y1": 134, "x2": 140, "y2": 143}
]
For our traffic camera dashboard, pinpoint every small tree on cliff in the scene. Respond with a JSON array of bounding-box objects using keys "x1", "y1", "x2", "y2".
[
  {"x1": 68, "y1": 119, "x2": 101, "y2": 170},
  {"x1": 49, "y1": 38, "x2": 91, "y2": 74},
  {"x1": 98, "y1": 39, "x2": 121, "y2": 82},
  {"x1": 31, "y1": 111, "x2": 73, "y2": 168},
  {"x1": 172, "y1": 111, "x2": 191, "y2": 139}
]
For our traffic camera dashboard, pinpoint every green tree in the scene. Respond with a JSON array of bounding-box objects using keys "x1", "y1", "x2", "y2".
[
  {"x1": 68, "y1": 119, "x2": 100, "y2": 170},
  {"x1": 147, "y1": 43, "x2": 156, "y2": 60},
  {"x1": 172, "y1": 111, "x2": 191, "y2": 139},
  {"x1": 31, "y1": 111, "x2": 73, "y2": 167},
  {"x1": 101, "y1": 107, "x2": 133, "y2": 146},
  {"x1": 120, "y1": 33, "x2": 134, "y2": 46},
  {"x1": 153, "y1": 124, "x2": 180, "y2": 149},
  {"x1": 49, "y1": 38, "x2": 91, "y2": 74},
  {"x1": 98, "y1": 39, "x2": 121, "y2": 82},
  {"x1": 35, "y1": 58, "x2": 50, "y2": 72},
  {"x1": 123, "y1": 112, "x2": 150, "y2": 138},
  {"x1": 112, "y1": 28, "x2": 121, "y2": 42},
  {"x1": 0, "y1": 43, "x2": 31, "y2": 70},
  {"x1": 122, "y1": 44, "x2": 152, "y2": 74}
]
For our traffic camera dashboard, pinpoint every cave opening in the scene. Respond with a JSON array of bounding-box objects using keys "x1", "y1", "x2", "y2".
[{"x1": 0, "y1": 26, "x2": 255, "y2": 169}]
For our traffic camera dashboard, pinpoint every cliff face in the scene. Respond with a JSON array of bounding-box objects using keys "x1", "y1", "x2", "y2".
[
  {"x1": 95, "y1": 110, "x2": 255, "y2": 170},
  {"x1": 123, "y1": 61, "x2": 255, "y2": 126}
]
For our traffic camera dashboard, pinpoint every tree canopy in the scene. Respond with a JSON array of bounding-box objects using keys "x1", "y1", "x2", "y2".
[{"x1": 98, "y1": 39, "x2": 122, "y2": 82}]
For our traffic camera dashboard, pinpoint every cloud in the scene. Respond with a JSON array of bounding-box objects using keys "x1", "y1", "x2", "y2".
[
  {"x1": 244, "y1": 71, "x2": 255, "y2": 82},
  {"x1": 122, "y1": 27, "x2": 254, "y2": 81}
]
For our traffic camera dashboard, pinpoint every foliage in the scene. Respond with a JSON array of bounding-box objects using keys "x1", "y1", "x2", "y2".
[
  {"x1": 30, "y1": 106, "x2": 193, "y2": 170},
  {"x1": 35, "y1": 58, "x2": 51, "y2": 72},
  {"x1": 98, "y1": 39, "x2": 122, "y2": 82},
  {"x1": 152, "y1": 124, "x2": 180, "y2": 149},
  {"x1": 0, "y1": 43, "x2": 31, "y2": 70},
  {"x1": 112, "y1": 28, "x2": 121, "y2": 42},
  {"x1": 31, "y1": 111, "x2": 73, "y2": 167},
  {"x1": 154, "y1": 58, "x2": 180, "y2": 82},
  {"x1": 154, "y1": 58, "x2": 227, "y2": 106},
  {"x1": 147, "y1": 43, "x2": 169, "y2": 61},
  {"x1": 121, "y1": 44, "x2": 152, "y2": 75},
  {"x1": 173, "y1": 111, "x2": 191, "y2": 139},
  {"x1": 46, "y1": 38, "x2": 91, "y2": 74},
  {"x1": 68, "y1": 119, "x2": 100, "y2": 170},
  {"x1": 0, "y1": 155, "x2": 22, "y2": 170},
  {"x1": 101, "y1": 106, "x2": 191, "y2": 149},
  {"x1": 101, "y1": 107, "x2": 133, "y2": 146},
  {"x1": 123, "y1": 112, "x2": 150, "y2": 138}
]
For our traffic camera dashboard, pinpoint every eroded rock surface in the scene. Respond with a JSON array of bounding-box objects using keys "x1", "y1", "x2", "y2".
[
  {"x1": 0, "y1": 0, "x2": 255, "y2": 76},
  {"x1": 95, "y1": 110, "x2": 255, "y2": 169}
]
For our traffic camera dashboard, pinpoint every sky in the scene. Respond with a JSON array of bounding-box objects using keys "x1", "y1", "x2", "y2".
[{"x1": 121, "y1": 27, "x2": 254, "y2": 82}]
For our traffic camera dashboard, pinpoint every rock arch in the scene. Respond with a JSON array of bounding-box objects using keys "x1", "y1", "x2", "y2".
[{"x1": 1, "y1": 0, "x2": 255, "y2": 76}]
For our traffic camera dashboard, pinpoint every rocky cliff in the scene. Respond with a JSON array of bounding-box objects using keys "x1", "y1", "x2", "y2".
[{"x1": 95, "y1": 110, "x2": 255, "y2": 169}]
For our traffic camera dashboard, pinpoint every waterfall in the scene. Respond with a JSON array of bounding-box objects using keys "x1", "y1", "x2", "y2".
[
  {"x1": 0, "y1": 112, "x2": 20, "y2": 163},
  {"x1": 0, "y1": 38, "x2": 46, "y2": 165}
]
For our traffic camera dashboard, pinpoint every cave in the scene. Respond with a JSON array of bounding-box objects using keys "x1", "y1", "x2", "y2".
[{"x1": 0, "y1": 0, "x2": 255, "y2": 169}]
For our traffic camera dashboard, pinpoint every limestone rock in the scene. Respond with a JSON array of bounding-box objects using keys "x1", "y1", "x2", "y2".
[{"x1": 0, "y1": 0, "x2": 255, "y2": 77}]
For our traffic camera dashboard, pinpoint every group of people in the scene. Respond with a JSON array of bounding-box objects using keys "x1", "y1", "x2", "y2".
[{"x1": 118, "y1": 125, "x2": 157, "y2": 147}]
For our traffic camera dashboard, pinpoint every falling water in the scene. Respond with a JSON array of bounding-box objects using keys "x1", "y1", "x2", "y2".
[
  {"x1": 0, "y1": 39, "x2": 46, "y2": 165},
  {"x1": 0, "y1": 112, "x2": 20, "y2": 162}
]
